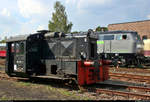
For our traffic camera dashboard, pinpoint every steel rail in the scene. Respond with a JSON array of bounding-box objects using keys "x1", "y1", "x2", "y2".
[
  {"x1": 96, "y1": 88, "x2": 150, "y2": 100},
  {"x1": 109, "y1": 67, "x2": 150, "y2": 74},
  {"x1": 109, "y1": 72, "x2": 150, "y2": 81},
  {"x1": 97, "y1": 83, "x2": 150, "y2": 93}
]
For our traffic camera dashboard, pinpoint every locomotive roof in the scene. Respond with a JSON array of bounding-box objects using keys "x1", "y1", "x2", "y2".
[
  {"x1": 6, "y1": 34, "x2": 30, "y2": 42},
  {"x1": 6, "y1": 30, "x2": 97, "y2": 42},
  {"x1": 96, "y1": 30, "x2": 137, "y2": 35}
]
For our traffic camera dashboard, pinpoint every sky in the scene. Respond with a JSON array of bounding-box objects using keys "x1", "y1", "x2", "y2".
[{"x1": 0, "y1": 0, "x2": 150, "y2": 39}]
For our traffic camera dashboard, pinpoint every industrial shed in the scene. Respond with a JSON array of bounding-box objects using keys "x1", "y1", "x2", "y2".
[{"x1": 108, "y1": 20, "x2": 150, "y2": 39}]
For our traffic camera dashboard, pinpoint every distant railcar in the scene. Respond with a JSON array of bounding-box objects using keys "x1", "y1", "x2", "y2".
[
  {"x1": 96, "y1": 31, "x2": 144, "y2": 66},
  {"x1": 0, "y1": 43, "x2": 6, "y2": 58},
  {"x1": 143, "y1": 39, "x2": 150, "y2": 57},
  {"x1": 5, "y1": 30, "x2": 109, "y2": 86},
  {"x1": 143, "y1": 39, "x2": 150, "y2": 64}
]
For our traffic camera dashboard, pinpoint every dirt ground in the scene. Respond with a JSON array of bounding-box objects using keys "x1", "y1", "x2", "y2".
[
  {"x1": 0, "y1": 79, "x2": 90, "y2": 100},
  {"x1": 0, "y1": 78, "x2": 130, "y2": 100}
]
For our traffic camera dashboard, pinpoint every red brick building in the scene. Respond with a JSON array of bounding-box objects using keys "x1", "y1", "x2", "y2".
[{"x1": 108, "y1": 20, "x2": 150, "y2": 39}]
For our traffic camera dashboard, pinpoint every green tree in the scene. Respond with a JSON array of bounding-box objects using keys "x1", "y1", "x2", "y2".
[
  {"x1": 101, "y1": 27, "x2": 108, "y2": 32},
  {"x1": 95, "y1": 26, "x2": 101, "y2": 32},
  {"x1": 71, "y1": 31, "x2": 79, "y2": 34},
  {"x1": 0, "y1": 36, "x2": 7, "y2": 43},
  {"x1": 48, "y1": 1, "x2": 73, "y2": 33},
  {"x1": 95, "y1": 26, "x2": 108, "y2": 32}
]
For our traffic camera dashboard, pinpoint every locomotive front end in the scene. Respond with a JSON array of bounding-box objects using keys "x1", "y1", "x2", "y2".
[{"x1": 76, "y1": 30, "x2": 109, "y2": 85}]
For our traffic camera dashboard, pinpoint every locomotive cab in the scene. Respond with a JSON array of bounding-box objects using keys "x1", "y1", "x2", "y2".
[
  {"x1": 6, "y1": 34, "x2": 44, "y2": 76},
  {"x1": 6, "y1": 35, "x2": 27, "y2": 76}
]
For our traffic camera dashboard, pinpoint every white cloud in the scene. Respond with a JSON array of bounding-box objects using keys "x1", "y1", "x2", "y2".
[
  {"x1": 65, "y1": 0, "x2": 112, "y2": 9},
  {"x1": 17, "y1": 0, "x2": 50, "y2": 18},
  {"x1": 1, "y1": 8, "x2": 10, "y2": 17},
  {"x1": 65, "y1": 0, "x2": 112, "y2": 14},
  {"x1": 19, "y1": 18, "x2": 47, "y2": 35},
  {"x1": 147, "y1": 14, "x2": 150, "y2": 19},
  {"x1": 36, "y1": 25, "x2": 45, "y2": 31},
  {"x1": 65, "y1": 0, "x2": 76, "y2": 5},
  {"x1": 17, "y1": 0, "x2": 53, "y2": 35},
  {"x1": 78, "y1": 0, "x2": 112, "y2": 8}
]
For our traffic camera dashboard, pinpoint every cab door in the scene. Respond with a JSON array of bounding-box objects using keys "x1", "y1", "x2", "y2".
[
  {"x1": 5, "y1": 42, "x2": 15, "y2": 75},
  {"x1": 13, "y1": 41, "x2": 26, "y2": 73}
]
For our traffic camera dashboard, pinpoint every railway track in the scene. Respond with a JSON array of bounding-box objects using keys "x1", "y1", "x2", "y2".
[
  {"x1": 96, "y1": 88, "x2": 150, "y2": 100},
  {"x1": 97, "y1": 82, "x2": 150, "y2": 93},
  {"x1": 109, "y1": 67, "x2": 150, "y2": 75},
  {"x1": 0, "y1": 71, "x2": 18, "y2": 81},
  {"x1": 87, "y1": 82, "x2": 150, "y2": 100},
  {"x1": 109, "y1": 72, "x2": 150, "y2": 84}
]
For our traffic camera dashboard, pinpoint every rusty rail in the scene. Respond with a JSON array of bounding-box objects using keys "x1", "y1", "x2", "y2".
[
  {"x1": 109, "y1": 67, "x2": 150, "y2": 74},
  {"x1": 96, "y1": 88, "x2": 150, "y2": 100},
  {"x1": 109, "y1": 72, "x2": 150, "y2": 83},
  {"x1": 97, "y1": 83, "x2": 150, "y2": 93}
]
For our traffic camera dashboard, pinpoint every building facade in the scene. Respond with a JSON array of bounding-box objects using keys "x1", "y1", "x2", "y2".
[{"x1": 108, "y1": 20, "x2": 150, "y2": 39}]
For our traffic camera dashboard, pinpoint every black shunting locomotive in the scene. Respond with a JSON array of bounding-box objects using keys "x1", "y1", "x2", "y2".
[{"x1": 5, "y1": 30, "x2": 109, "y2": 86}]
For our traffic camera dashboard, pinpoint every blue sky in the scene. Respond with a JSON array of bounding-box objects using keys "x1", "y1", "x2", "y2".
[{"x1": 0, "y1": 0, "x2": 150, "y2": 39}]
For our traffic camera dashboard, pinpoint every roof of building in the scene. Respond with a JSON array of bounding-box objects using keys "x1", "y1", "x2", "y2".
[{"x1": 109, "y1": 20, "x2": 150, "y2": 25}]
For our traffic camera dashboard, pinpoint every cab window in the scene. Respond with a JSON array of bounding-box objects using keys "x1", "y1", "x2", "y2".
[
  {"x1": 104, "y1": 35, "x2": 114, "y2": 40},
  {"x1": 99, "y1": 35, "x2": 114, "y2": 40},
  {"x1": 16, "y1": 42, "x2": 24, "y2": 55},
  {"x1": 116, "y1": 34, "x2": 128, "y2": 40},
  {"x1": 99, "y1": 35, "x2": 104, "y2": 40}
]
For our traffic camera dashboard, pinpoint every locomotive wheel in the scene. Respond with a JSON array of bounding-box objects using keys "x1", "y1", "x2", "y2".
[{"x1": 135, "y1": 58, "x2": 143, "y2": 68}]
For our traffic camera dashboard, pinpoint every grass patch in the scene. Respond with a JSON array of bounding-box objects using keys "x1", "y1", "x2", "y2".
[
  {"x1": 16, "y1": 82, "x2": 32, "y2": 86},
  {"x1": 0, "y1": 95, "x2": 13, "y2": 100},
  {"x1": 0, "y1": 95, "x2": 8, "y2": 100},
  {"x1": 46, "y1": 86, "x2": 92, "y2": 100},
  {"x1": 13, "y1": 81, "x2": 34, "y2": 88},
  {"x1": 12, "y1": 80, "x2": 93, "y2": 100},
  {"x1": 58, "y1": 89, "x2": 72, "y2": 96},
  {"x1": 0, "y1": 96, "x2": 34, "y2": 100}
]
